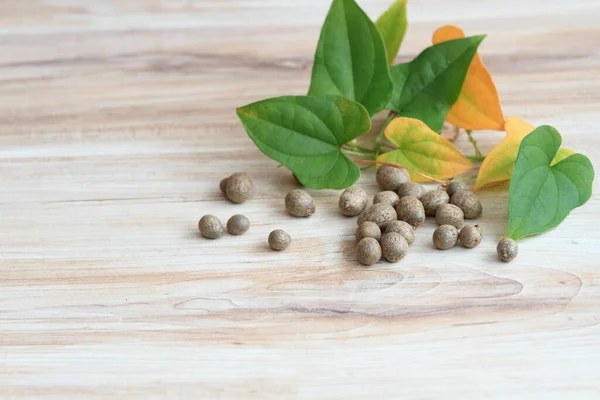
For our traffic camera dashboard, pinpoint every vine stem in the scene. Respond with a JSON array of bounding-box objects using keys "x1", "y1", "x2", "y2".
[
  {"x1": 350, "y1": 157, "x2": 446, "y2": 184},
  {"x1": 466, "y1": 155, "x2": 485, "y2": 163},
  {"x1": 466, "y1": 130, "x2": 484, "y2": 159},
  {"x1": 373, "y1": 111, "x2": 398, "y2": 156}
]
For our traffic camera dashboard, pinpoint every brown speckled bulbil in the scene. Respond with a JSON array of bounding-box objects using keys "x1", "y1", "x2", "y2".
[
  {"x1": 268, "y1": 229, "x2": 291, "y2": 251},
  {"x1": 451, "y1": 190, "x2": 482, "y2": 219},
  {"x1": 198, "y1": 215, "x2": 224, "y2": 239},
  {"x1": 357, "y1": 203, "x2": 397, "y2": 228},
  {"x1": 497, "y1": 238, "x2": 518, "y2": 262},
  {"x1": 219, "y1": 177, "x2": 228, "y2": 194},
  {"x1": 285, "y1": 189, "x2": 315, "y2": 217},
  {"x1": 380, "y1": 232, "x2": 409, "y2": 263},
  {"x1": 421, "y1": 189, "x2": 450, "y2": 216},
  {"x1": 397, "y1": 182, "x2": 426, "y2": 200},
  {"x1": 376, "y1": 165, "x2": 410, "y2": 191},
  {"x1": 396, "y1": 196, "x2": 425, "y2": 228},
  {"x1": 435, "y1": 203, "x2": 464, "y2": 229},
  {"x1": 459, "y1": 224, "x2": 482, "y2": 248},
  {"x1": 339, "y1": 187, "x2": 368, "y2": 217},
  {"x1": 373, "y1": 191, "x2": 400, "y2": 208},
  {"x1": 384, "y1": 220, "x2": 415, "y2": 245},
  {"x1": 356, "y1": 237, "x2": 382, "y2": 266},
  {"x1": 433, "y1": 225, "x2": 458, "y2": 250},
  {"x1": 225, "y1": 172, "x2": 254, "y2": 203},
  {"x1": 226, "y1": 214, "x2": 250, "y2": 235},
  {"x1": 446, "y1": 180, "x2": 469, "y2": 198},
  {"x1": 355, "y1": 221, "x2": 381, "y2": 242}
]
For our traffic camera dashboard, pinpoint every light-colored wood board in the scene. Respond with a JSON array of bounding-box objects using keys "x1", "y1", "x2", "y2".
[{"x1": 1, "y1": 0, "x2": 600, "y2": 398}]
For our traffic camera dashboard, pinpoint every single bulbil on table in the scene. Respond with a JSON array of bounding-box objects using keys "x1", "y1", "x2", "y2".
[
  {"x1": 373, "y1": 191, "x2": 400, "y2": 207},
  {"x1": 227, "y1": 214, "x2": 250, "y2": 235},
  {"x1": 380, "y1": 232, "x2": 409, "y2": 262},
  {"x1": 421, "y1": 189, "x2": 450, "y2": 216},
  {"x1": 397, "y1": 182, "x2": 425, "y2": 200},
  {"x1": 396, "y1": 196, "x2": 425, "y2": 228},
  {"x1": 451, "y1": 190, "x2": 482, "y2": 219},
  {"x1": 497, "y1": 238, "x2": 518, "y2": 262},
  {"x1": 339, "y1": 186, "x2": 368, "y2": 216},
  {"x1": 384, "y1": 220, "x2": 414, "y2": 245},
  {"x1": 376, "y1": 165, "x2": 410, "y2": 191},
  {"x1": 433, "y1": 225, "x2": 459, "y2": 250},
  {"x1": 459, "y1": 224, "x2": 483, "y2": 248},
  {"x1": 225, "y1": 172, "x2": 254, "y2": 204},
  {"x1": 356, "y1": 237, "x2": 382, "y2": 266},
  {"x1": 285, "y1": 189, "x2": 316, "y2": 217},
  {"x1": 199, "y1": 215, "x2": 224, "y2": 239},
  {"x1": 357, "y1": 203, "x2": 397, "y2": 228},
  {"x1": 355, "y1": 221, "x2": 382, "y2": 241},
  {"x1": 446, "y1": 180, "x2": 469, "y2": 197},
  {"x1": 436, "y1": 203, "x2": 464, "y2": 229},
  {"x1": 269, "y1": 229, "x2": 292, "y2": 251}
]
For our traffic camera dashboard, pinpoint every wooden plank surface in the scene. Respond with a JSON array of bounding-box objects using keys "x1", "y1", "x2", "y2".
[{"x1": 1, "y1": 0, "x2": 600, "y2": 398}]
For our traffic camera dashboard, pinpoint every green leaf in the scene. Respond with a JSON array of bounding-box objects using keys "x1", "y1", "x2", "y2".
[
  {"x1": 375, "y1": 0, "x2": 408, "y2": 65},
  {"x1": 507, "y1": 126, "x2": 594, "y2": 240},
  {"x1": 308, "y1": 0, "x2": 393, "y2": 116},
  {"x1": 387, "y1": 35, "x2": 485, "y2": 132},
  {"x1": 237, "y1": 95, "x2": 371, "y2": 189}
]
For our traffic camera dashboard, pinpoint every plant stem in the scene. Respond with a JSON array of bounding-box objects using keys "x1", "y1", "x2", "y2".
[
  {"x1": 342, "y1": 143, "x2": 375, "y2": 155},
  {"x1": 373, "y1": 111, "x2": 397, "y2": 156},
  {"x1": 466, "y1": 155, "x2": 485, "y2": 163},
  {"x1": 466, "y1": 130, "x2": 483, "y2": 159}
]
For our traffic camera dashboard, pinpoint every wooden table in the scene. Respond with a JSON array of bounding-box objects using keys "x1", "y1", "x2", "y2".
[{"x1": 2, "y1": 1, "x2": 599, "y2": 398}]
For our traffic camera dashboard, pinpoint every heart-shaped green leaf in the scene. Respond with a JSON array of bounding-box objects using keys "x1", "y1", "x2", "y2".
[
  {"x1": 237, "y1": 95, "x2": 370, "y2": 189},
  {"x1": 375, "y1": 0, "x2": 408, "y2": 65},
  {"x1": 507, "y1": 126, "x2": 594, "y2": 240},
  {"x1": 308, "y1": 0, "x2": 393, "y2": 116},
  {"x1": 387, "y1": 35, "x2": 485, "y2": 132}
]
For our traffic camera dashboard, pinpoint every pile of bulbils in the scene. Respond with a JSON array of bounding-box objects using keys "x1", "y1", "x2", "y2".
[{"x1": 198, "y1": 167, "x2": 518, "y2": 264}]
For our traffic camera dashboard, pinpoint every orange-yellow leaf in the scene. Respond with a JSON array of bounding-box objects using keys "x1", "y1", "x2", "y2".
[
  {"x1": 432, "y1": 25, "x2": 504, "y2": 131},
  {"x1": 475, "y1": 117, "x2": 575, "y2": 189},
  {"x1": 377, "y1": 117, "x2": 472, "y2": 182}
]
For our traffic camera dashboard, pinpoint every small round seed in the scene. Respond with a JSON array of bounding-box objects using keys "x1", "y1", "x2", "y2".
[
  {"x1": 225, "y1": 172, "x2": 254, "y2": 203},
  {"x1": 339, "y1": 186, "x2": 368, "y2": 217},
  {"x1": 357, "y1": 203, "x2": 397, "y2": 228},
  {"x1": 285, "y1": 189, "x2": 315, "y2": 217},
  {"x1": 226, "y1": 214, "x2": 250, "y2": 235},
  {"x1": 396, "y1": 196, "x2": 426, "y2": 228},
  {"x1": 198, "y1": 215, "x2": 224, "y2": 239},
  {"x1": 497, "y1": 238, "x2": 518, "y2": 262},
  {"x1": 356, "y1": 237, "x2": 382, "y2": 266},
  {"x1": 219, "y1": 177, "x2": 228, "y2": 194},
  {"x1": 384, "y1": 220, "x2": 415, "y2": 245},
  {"x1": 451, "y1": 190, "x2": 482, "y2": 219},
  {"x1": 459, "y1": 224, "x2": 483, "y2": 248},
  {"x1": 435, "y1": 203, "x2": 464, "y2": 229},
  {"x1": 269, "y1": 229, "x2": 291, "y2": 251},
  {"x1": 380, "y1": 232, "x2": 409, "y2": 263},
  {"x1": 376, "y1": 165, "x2": 410, "y2": 191},
  {"x1": 373, "y1": 191, "x2": 400, "y2": 208},
  {"x1": 421, "y1": 189, "x2": 450, "y2": 217},
  {"x1": 397, "y1": 182, "x2": 426, "y2": 200},
  {"x1": 433, "y1": 225, "x2": 459, "y2": 250},
  {"x1": 446, "y1": 180, "x2": 469, "y2": 198},
  {"x1": 355, "y1": 221, "x2": 382, "y2": 242}
]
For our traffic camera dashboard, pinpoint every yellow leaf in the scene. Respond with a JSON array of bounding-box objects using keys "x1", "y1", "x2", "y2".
[
  {"x1": 377, "y1": 117, "x2": 472, "y2": 182},
  {"x1": 475, "y1": 117, "x2": 575, "y2": 189},
  {"x1": 432, "y1": 25, "x2": 504, "y2": 131}
]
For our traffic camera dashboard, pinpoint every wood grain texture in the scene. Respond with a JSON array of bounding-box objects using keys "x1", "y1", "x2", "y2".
[{"x1": 1, "y1": 1, "x2": 600, "y2": 398}]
